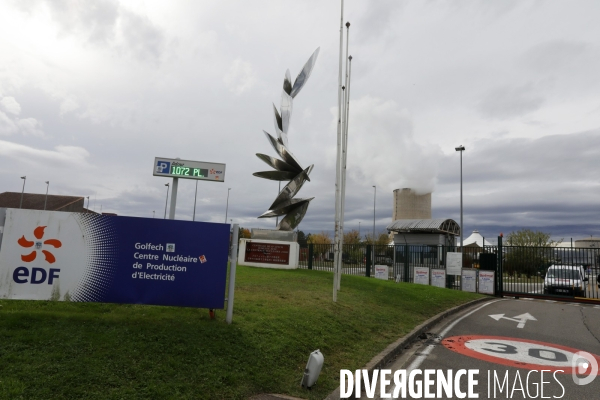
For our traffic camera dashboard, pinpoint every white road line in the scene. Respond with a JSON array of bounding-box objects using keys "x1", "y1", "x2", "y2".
[{"x1": 388, "y1": 299, "x2": 504, "y2": 400}]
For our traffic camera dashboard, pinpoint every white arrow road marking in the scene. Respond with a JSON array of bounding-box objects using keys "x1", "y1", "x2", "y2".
[{"x1": 489, "y1": 312, "x2": 537, "y2": 328}]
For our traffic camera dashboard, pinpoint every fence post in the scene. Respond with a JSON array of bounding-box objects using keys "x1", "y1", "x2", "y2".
[
  {"x1": 497, "y1": 235, "x2": 503, "y2": 297},
  {"x1": 366, "y1": 245, "x2": 372, "y2": 277},
  {"x1": 308, "y1": 244, "x2": 313, "y2": 270},
  {"x1": 404, "y1": 244, "x2": 410, "y2": 282}
]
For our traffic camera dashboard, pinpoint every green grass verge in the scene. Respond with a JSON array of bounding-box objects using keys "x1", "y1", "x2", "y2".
[{"x1": 0, "y1": 267, "x2": 483, "y2": 400}]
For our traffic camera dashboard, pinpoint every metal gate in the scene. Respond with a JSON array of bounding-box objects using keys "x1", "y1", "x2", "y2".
[{"x1": 493, "y1": 237, "x2": 600, "y2": 302}]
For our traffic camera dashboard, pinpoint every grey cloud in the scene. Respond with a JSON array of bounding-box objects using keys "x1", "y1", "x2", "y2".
[
  {"x1": 477, "y1": 83, "x2": 544, "y2": 120},
  {"x1": 119, "y1": 11, "x2": 165, "y2": 63},
  {"x1": 354, "y1": 0, "x2": 401, "y2": 43},
  {"x1": 19, "y1": 0, "x2": 164, "y2": 63},
  {"x1": 434, "y1": 129, "x2": 600, "y2": 240},
  {"x1": 44, "y1": 0, "x2": 119, "y2": 45},
  {"x1": 521, "y1": 40, "x2": 590, "y2": 73},
  {"x1": 438, "y1": 129, "x2": 600, "y2": 184}
]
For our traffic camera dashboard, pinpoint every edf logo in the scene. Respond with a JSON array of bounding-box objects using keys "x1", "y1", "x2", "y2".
[{"x1": 156, "y1": 160, "x2": 171, "y2": 174}]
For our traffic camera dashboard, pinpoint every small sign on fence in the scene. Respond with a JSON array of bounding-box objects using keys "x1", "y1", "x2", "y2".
[
  {"x1": 461, "y1": 268, "x2": 477, "y2": 292},
  {"x1": 447, "y1": 252, "x2": 462, "y2": 275},
  {"x1": 413, "y1": 267, "x2": 430, "y2": 285},
  {"x1": 478, "y1": 270, "x2": 495, "y2": 295},
  {"x1": 431, "y1": 269, "x2": 446, "y2": 288},
  {"x1": 374, "y1": 265, "x2": 388, "y2": 280}
]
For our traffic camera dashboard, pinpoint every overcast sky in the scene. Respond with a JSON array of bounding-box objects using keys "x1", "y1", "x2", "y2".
[{"x1": 1, "y1": 0, "x2": 599, "y2": 242}]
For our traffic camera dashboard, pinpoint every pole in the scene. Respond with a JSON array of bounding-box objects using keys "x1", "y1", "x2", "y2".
[
  {"x1": 226, "y1": 223, "x2": 240, "y2": 324},
  {"x1": 163, "y1": 183, "x2": 169, "y2": 219},
  {"x1": 373, "y1": 185, "x2": 376, "y2": 266},
  {"x1": 276, "y1": 182, "x2": 280, "y2": 227},
  {"x1": 460, "y1": 151, "x2": 463, "y2": 251},
  {"x1": 19, "y1": 176, "x2": 26, "y2": 209},
  {"x1": 333, "y1": 0, "x2": 344, "y2": 302},
  {"x1": 455, "y1": 145, "x2": 465, "y2": 251},
  {"x1": 337, "y1": 24, "x2": 352, "y2": 291},
  {"x1": 44, "y1": 181, "x2": 49, "y2": 210},
  {"x1": 359, "y1": 222, "x2": 361, "y2": 240},
  {"x1": 225, "y1": 188, "x2": 231, "y2": 223},
  {"x1": 193, "y1": 180, "x2": 198, "y2": 221},
  {"x1": 168, "y1": 177, "x2": 178, "y2": 220},
  {"x1": 86, "y1": 196, "x2": 89, "y2": 210}
]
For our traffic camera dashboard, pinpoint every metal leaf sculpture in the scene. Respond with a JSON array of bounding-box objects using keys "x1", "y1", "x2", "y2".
[{"x1": 253, "y1": 48, "x2": 319, "y2": 231}]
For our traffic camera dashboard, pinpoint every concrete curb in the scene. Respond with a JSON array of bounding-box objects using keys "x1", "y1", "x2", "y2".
[{"x1": 324, "y1": 296, "x2": 491, "y2": 400}]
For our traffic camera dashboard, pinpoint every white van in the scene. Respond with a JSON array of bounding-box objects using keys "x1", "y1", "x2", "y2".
[{"x1": 543, "y1": 265, "x2": 588, "y2": 297}]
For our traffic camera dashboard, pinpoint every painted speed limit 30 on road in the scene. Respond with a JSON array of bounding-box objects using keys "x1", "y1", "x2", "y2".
[
  {"x1": 443, "y1": 335, "x2": 600, "y2": 376},
  {"x1": 377, "y1": 298, "x2": 600, "y2": 399}
]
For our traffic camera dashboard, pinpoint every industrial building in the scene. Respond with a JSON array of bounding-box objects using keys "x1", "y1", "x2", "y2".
[
  {"x1": 386, "y1": 188, "x2": 459, "y2": 247},
  {"x1": 0, "y1": 192, "x2": 93, "y2": 213}
]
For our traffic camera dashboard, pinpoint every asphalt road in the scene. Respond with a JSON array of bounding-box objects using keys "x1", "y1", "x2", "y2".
[{"x1": 362, "y1": 298, "x2": 600, "y2": 399}]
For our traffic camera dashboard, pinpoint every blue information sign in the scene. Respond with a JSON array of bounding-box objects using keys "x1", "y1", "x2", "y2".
[{"x1": 0, "y1": 210, "x2": 231, "y2": 309}]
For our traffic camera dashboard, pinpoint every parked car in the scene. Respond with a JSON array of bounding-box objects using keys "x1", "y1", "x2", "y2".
[
  {"x1": 375, "y1": 256, "x2": 393, "y2": 266},
  {"x1": 543, "y1": 265, "x2": 587, "y2": 297}
]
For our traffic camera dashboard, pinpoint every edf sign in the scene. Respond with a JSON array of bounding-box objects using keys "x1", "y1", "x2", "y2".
[{"x1": 0, "y1": 208, "x2": 230, "y2": 308}]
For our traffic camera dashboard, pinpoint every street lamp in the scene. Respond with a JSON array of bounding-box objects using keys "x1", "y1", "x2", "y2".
[
  {"x1": 225, "y1": 188, "x2": 231, "y2": 223},
  {"x1": 164, "y1": 183, "x2": 170, "y2": 219},
  {"x1": 44, "y1": 181, "x2": 49, "y2": 210},
  {"x1": 455, "y1": 145, "x2": 465, "y2": 251},
  {"x1": 358, "y1": 221, "x2": 361, "y2": 240},
  {"x1": 86, "y1": 196, "x2": 90, "y2": 210},
  {"x1": 19, "y1": 176, "x2": 26, "y2": 209}
]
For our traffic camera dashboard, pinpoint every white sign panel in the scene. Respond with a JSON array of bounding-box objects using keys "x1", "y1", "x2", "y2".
[
  {"x1": 431, "y1": 269, "x2": 446, "y2": 288},
  {"x1": 478, "y1": 270, "x2": 495, "y2": 295},
  {"x1": 461, "y1": 268, "x2": 477, "y2": 292},
  {"x1": 413, "y1": 267, "x2": 430, "y2": 285},
  {"x1": 446, "y1": 252, "x2": 462, "y2": 275},
  {"x1": 374, "y1": 265, "x2": 389, "y2": 280},
  {"x1": 153, "y1": 157, "x2": 226, "y2": 182}
]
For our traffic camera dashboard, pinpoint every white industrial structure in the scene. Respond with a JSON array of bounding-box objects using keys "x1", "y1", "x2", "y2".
[
  {"x1": 387, "y1": 188, "x2": 459, "y2": 247},
  {"x1": 393, "y1": 188, "x2": 431, "y2": 220}
]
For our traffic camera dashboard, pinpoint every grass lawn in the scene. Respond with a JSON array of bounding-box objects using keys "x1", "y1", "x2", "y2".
[{"x1": 0, "y1": 266, "x2": 483, "y2": 400}]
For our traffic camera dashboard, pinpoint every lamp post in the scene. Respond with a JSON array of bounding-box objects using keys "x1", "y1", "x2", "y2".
[
  {"x1": 225, "y1": 188, "x2": 231, "y2": 223},
  {"x1": 44, "y1": 181, "x2": 49, "y2": 210},
  {"x1": 86, "y1": 196, "x2": 90, "y2": 210},
  {"x1": 19, "y1": 176, "x2": 26, "y2": 209},
  {"x1": 372, "y1": 185, "x2": 376, "y2": 266},
  {"x1": 164, "y1": 183, "x2": 169, "y2": 219},
  {"x1": 455, "y1": 145, "x2": 465, "y2": 251},
  {"x1": 358, "y1": 221, "x2": 361, "y2": 240}
]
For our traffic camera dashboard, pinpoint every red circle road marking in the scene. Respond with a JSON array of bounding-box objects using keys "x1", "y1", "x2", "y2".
[{"x1": 442, "y1": 335, "x2": 600, "y2": 374}]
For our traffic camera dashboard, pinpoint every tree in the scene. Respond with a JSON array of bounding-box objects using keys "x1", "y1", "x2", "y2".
[
  {"x1": 297, "y1": 230, "x2": 307, "y2": 246},
  {"x1": 363, "y1": 232, "x2": 391, "y2": 246},
  {"x1": 238, "y1": 227, "x2": 251, "y2": 239},
  {"x1": 343, "y1": 229, "x2": 361, "y2": 245},
  {"x1": 307, "y1": 231, "x2": 333, "y2": 245},
  {"x1": 506, "y1": 229, "x2": 562, "y2": 247},
  {"x1": 504, "y1": 229, "x2": 560, "y2": 278}
]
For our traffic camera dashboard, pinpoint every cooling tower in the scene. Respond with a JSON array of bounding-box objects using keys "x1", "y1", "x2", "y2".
[{"x1": 393, "y1": 188, "x2": 431, "y2": 220}]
